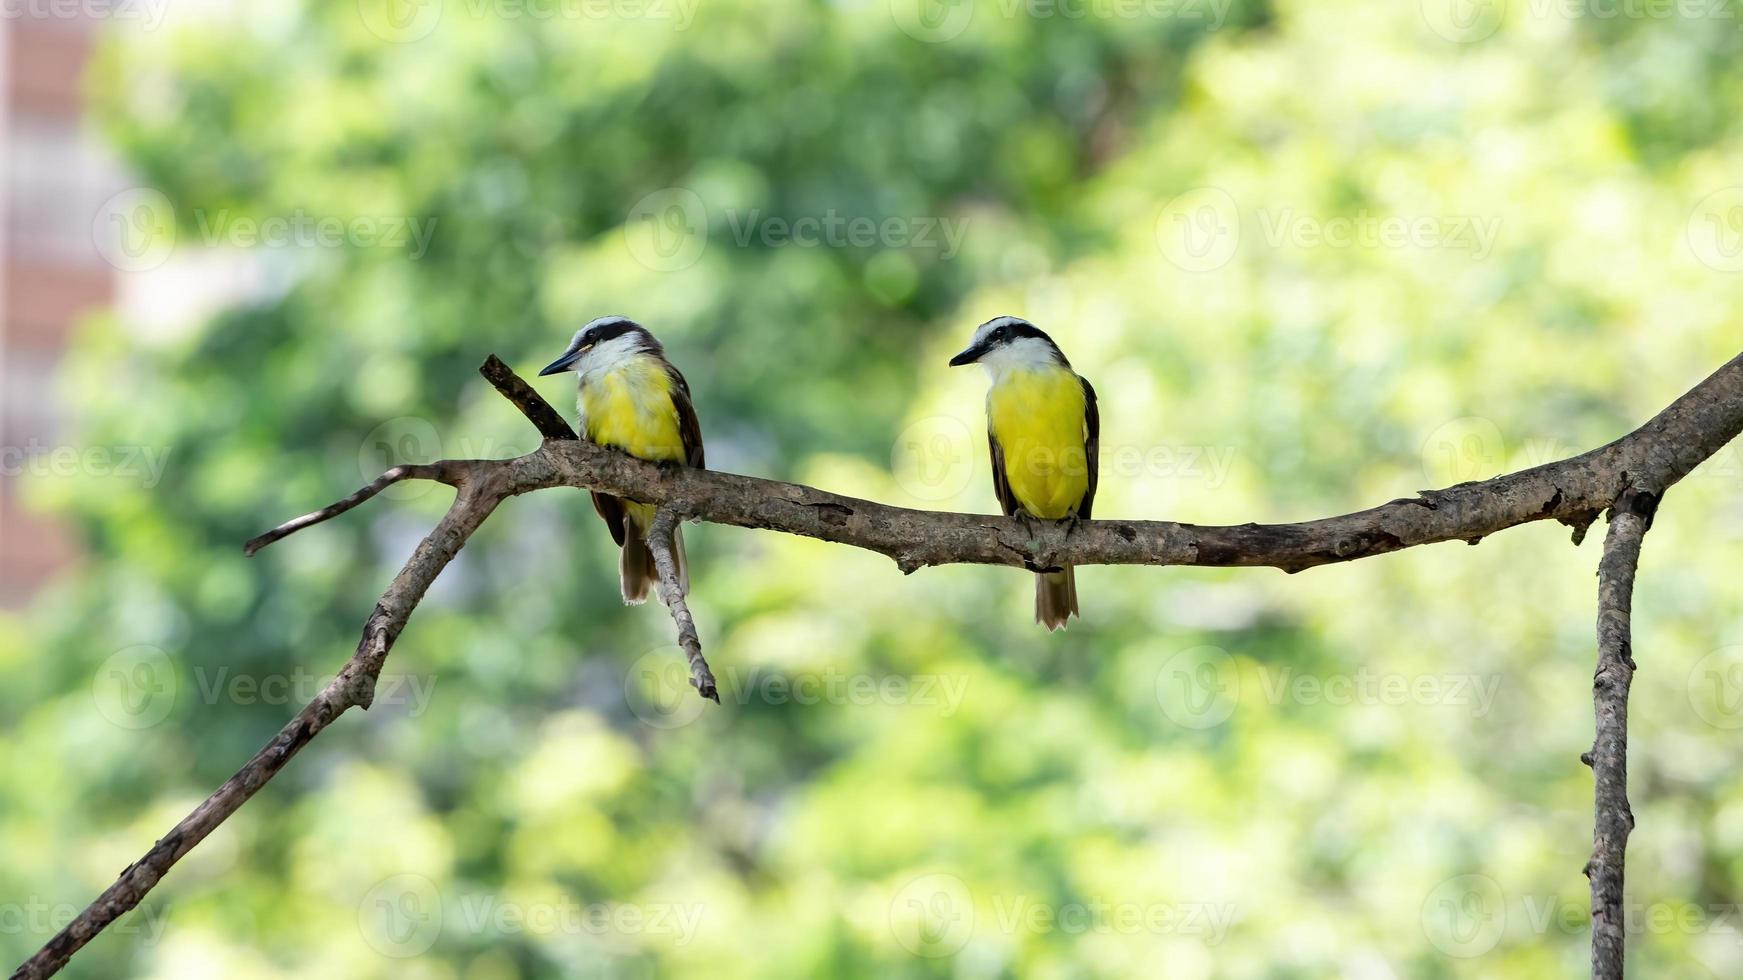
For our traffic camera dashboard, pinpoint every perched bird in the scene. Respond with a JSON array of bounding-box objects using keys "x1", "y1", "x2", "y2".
[
  {"x1": 539, "y1": 316, "x2": 705, "y2": 603},
  {"x1": 949, "y1": 316, "x2": 1099, "y2": 630}
]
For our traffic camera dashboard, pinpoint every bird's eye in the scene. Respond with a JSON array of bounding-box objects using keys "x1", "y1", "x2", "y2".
[{"x1": 998, "y1": 326, "x2": 1010, "y2": 341}]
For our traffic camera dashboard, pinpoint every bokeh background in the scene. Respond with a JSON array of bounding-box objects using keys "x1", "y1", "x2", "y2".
[{"x1": 4, "y1": 0, "x2": 1743, "y2": 976}]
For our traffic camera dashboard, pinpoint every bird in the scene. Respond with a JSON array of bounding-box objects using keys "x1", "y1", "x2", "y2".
[
  {"x1": 948, "y1": 315, "x2": 1099, "y2": 630},
  {"x1": 538, "y1": 316, "x2": 705, "y2": 604}
]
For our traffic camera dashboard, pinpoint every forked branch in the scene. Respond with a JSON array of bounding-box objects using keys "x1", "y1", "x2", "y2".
[{"x1": 14, "y1": 351, "x2": 1743, "y2": 980}]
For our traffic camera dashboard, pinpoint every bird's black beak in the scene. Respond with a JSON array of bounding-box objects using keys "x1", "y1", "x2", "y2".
[
  {"x1": 948, "y1": 343, "x2": 986, "y2": 367},
  {"x1": 538, "y1": 348, "x2": 582, "y2": 376}
]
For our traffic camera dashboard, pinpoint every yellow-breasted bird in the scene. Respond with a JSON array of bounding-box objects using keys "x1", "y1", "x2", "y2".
[
  {"x1": 539, "y1": 316, "x2": 705, "y2": 604},
  {"x1": 949, "y1": 315, "x2": 1099, "y2": 630}
]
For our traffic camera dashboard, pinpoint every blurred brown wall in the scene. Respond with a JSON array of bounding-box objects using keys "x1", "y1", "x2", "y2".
[{"x1": 0, "y1": 16, "x2": 114, "y2": 605}]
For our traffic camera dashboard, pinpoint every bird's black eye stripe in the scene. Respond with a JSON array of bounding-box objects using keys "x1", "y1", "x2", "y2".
[{"x1": 581, "y1": 318, "x2": 641, "y2": 349}]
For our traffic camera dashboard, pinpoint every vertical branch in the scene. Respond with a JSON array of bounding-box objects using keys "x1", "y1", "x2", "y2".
[
  {"x1": 647, "y1": 507, "x2": 719, "y2": 702},
  {"x1": 1585, "y1": 489, "x2": 1655, "y2": 980}
]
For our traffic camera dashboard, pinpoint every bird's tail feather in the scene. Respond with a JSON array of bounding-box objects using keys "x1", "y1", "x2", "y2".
[
  {"x1": 621, "y1": 505, "x2": 686, "y2": 605},
  {"x1": 1035, "y1": 565, "x2": 1078, "y2": 631}
]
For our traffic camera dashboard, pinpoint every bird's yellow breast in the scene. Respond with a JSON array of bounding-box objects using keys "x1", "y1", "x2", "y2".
[
  {"x1": 580, "y1": 356, "x2": 687, "y2": 464},
  {"x1": 987, "y1": 367, "x2": 1089, "y2": 520}
]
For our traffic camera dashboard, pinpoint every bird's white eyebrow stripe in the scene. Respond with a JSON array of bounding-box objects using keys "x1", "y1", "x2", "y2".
[{"x1": 974, "y1": 315, "x2": 1033, "y2": 344}]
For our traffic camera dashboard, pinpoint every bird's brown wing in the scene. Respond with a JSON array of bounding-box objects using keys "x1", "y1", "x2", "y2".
[
  {"x1": 1078, "y1": 375, "x2": 1099, "y2": 520},
  {"x1": 988, "y1": 431, "x2": 1020, "y2": 517},
  {"x1": 665, "y1": 361, "x2": 706, "y2": 469}
]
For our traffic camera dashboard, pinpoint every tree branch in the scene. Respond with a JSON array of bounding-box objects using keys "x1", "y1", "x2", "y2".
[
  {"x1": 647, "y1": 507, "x2": 718, "y2": 702},
  {"x1": 242, "y1": 461, "x2": 474, "y2": 556},
  {"x1": 1585, "y1": 489, "x2": 1655, "y2": 980},
  {"x1": 16, "y1": 350, "x2": 1743, "y2": 979},
  {"x1": 10, "y1": 479, "x2": 506, "y2": 980}
]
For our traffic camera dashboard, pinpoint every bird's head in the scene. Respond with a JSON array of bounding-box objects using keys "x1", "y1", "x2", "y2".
[
  {"x1": 948, "y1": 316, "x2": 1069, "y2": 373},
  {"x1": 538, "y1": 316, "x2": 662, "y2": 379}
]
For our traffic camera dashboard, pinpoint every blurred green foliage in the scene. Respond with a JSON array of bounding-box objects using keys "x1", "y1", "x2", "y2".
[{"x1": 5, "y1": 0, "x2": 1743, "y2": 976}]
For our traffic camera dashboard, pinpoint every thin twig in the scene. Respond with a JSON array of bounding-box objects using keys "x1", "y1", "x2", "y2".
[
  {"x1": 242, "y1": 461, "x2": 471, "y2": 556},
  {"x1": 1585, "y1": 489, "x2": 1655, "y2": 980},
  {"x1": 646, "y1": 507, "x2": 718, "y2": 702}
]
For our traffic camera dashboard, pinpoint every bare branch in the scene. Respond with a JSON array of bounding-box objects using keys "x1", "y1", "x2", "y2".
[
  {"x1": 16, "y1": 350, "x2": 1743, "y2": 979},
  {"x1": 1585, "y1": 489, "x2": 1655, "y2": 980},
  {"x1": 646, "y1": 507, "x2": 718, "y2": 702},
  {"x1": 480, "y1": 353, "x2": 578, "y2": 442},
  {"x1": 522, "y1": 352, "x2": 1743, "y2": 574},
  {"x1": 11, "y1": 480, "x2": 507, "y2": 980},
  {"x1": 243, "y1": 461, "x2": 473, "y2": 556}
]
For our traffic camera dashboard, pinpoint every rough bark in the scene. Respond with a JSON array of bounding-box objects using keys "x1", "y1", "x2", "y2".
[{"x1": 1584, "y1": 490, "x2": 1654, "y2": 979}]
